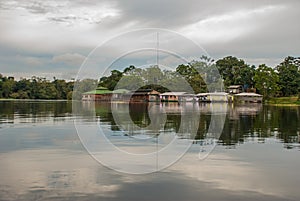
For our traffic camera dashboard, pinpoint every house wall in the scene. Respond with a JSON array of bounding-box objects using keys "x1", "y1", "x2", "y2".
[
  {"x1": 82, "y1": 94, "x2": 93, "y2": 101},
  {"x1": 208, "y1": 95, "x2": 228, "y2": 102},
  {"x1": 94, "y1": 94, "x2": 112, "y2": 101},
  {"x1": 130, "y1": 95, "x2": 148, "y2": 102},
  {"x1": 161, "y1": 95, "x2": 179, "y2": 102},
  {"x1": 198, "y1": 96, "x2": 209, "y2": 102},
  {"x1": 149, "y1": 95, "x2": 160, "y2": 102},
  {"x1": 234, "y1": 96, "x2": 263, "y2": 103}
]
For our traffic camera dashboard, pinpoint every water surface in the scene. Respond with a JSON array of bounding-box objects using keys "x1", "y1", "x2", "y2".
[{"x1": 0, "y1": 100, "x2": 299, "y2": 201}]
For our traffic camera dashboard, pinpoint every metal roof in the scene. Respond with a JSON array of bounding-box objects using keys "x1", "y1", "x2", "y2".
[
  {"x1": 112, "y1": 89, "x2": 130, "y2": 94},
  {"x1": 227, "y1": 85, "x2": 242, "y2": 89},
  {"x1": 160, "y1": 92, "x2": 187, "y2": 96},
  {"x1": 82, "y1": 87, "x2": 112, "y2": 95},
  {"x1": 234, "y1": 92, "x2": 262, "y2": 97}
]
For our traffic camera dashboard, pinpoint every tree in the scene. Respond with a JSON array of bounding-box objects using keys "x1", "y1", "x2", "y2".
[
  {"x1": 99, "y1": 70, "x2": 123, "y2": 90},
  {"x1": 216, "y1": 56, "x2": 254, "y2": 89},
  {"x1": 176, "y1": 63, "x2": 205, "y2": 93},
  {"x1": 2, "y1": 79, "x2": 15, "y2": 98},
  {"x1": 116, "y1": 75, "x2": 144, "y2": 90},
  {"x1": 276, "y1": 56, "x2": 300, "y2": 96},
  {"x1": 254, "y1": 64, "x2": 280, "y2": 99}
]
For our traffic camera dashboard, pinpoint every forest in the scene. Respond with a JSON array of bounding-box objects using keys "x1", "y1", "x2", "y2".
[{"x1": 0, "y1": 56, "x2": 299, "y2": 100}]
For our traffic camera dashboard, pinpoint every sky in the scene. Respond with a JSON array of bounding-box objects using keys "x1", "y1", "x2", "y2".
[{"x1": 0, "y1": 0, "x2": 299, "y2": 80}]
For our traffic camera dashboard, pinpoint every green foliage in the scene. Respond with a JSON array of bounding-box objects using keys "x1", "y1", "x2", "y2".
[
  {"x1": 0, "y1": 75, "x2": 75, "y2": 100},
  {"x1": 276, "y1": 56, "x2": 300, "y2": 96},
  {"x1": 73, "y1": 79, "x2": 98, "y2": 100},
  {"x1": 254, "y1": 64, "x2": 280, "y2": 99},
  {"x1": 1, "y1": 55, "x2": 299, "y2": 100},
  {"x1": 216, "y1": 56, "x2": 254, "y2": 89},
  {"x1": 99, "y1": 70, "x2": 122, "y2": 90}
]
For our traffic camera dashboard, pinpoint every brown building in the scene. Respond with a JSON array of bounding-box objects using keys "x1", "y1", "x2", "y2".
[
  {"x1": 227, "y1": 85, "x2": 243, "y2": 94},
  {"x1": 233, "y1": 92, "x2": 263, "y2": 103},
  {"x1": 82, "y1": 87, "x2": 112, "y2": 101},
  {"x1": 128, "y1": 89, "x2": 160, "y2": 102},
  {"x1": 160, "y1": 92, "x2": 187, "y2": 102}
]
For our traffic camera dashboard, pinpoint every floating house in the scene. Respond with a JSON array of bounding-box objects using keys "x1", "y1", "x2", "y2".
[
  {"x1": 82, "y1": 87, "x2": 112, "y2": 101},
  {"x1": 160, "y1": 92, "x2": 187, "y2": 102},
  {"x1": 233, "y1": 92, "x2": 263, "y2": 103},
  {"x1": 178, "y1": 93, "x2": 197, "y2": 102},
  {"x1": 196, "y1": 93, "x2": 209, "y2": 102},
  {"x1": 128, "y1": 89, "x2": 160, "y2": 102},
  {"x1": 227, "y1": 85, "x2": 243, "y2": 94},
  {"x1": 197, "y1": 92, "x2": 228, "y2": 102}
]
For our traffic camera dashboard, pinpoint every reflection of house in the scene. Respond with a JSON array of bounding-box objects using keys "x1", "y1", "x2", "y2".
[
  {"x1": 129, "y1": 89, "x2": 160, "y2": 102},
  {"x1": 160, "y1": 92, "x2": 187, "y2": 102},
  {"x1": 197, "y1": 92, "x2": 228, "y2": 102},
  {"x1": 227, "y1": 85, "x2": 243, "y2": 94},
  {"x1": 82, "y1": 87, "x2": 112, "y2": 101},
  {"x1": 234, "y1": 92, "x2": 263, "y2": 103}
]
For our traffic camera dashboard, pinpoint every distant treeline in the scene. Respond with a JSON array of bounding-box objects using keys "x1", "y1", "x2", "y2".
[
  {"x1": 1, "y1": 56, "x2": 299, "y2": 100},
  {"x1": 98, "y1": 55, "x2": 300, "y2": 99}
]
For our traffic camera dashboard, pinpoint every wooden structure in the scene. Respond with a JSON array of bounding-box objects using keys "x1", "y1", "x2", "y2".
[
  {"x1": 233, "y1": 92, "x2": 263, "y2": 103},
  {"x1": 197, "y1": 92, "x2": 228, "y2": 102},
  {"x1": 178, "y1": 94, "x2": 197, "y2": 102},
  {"x1": 160, "y1": 92, "x2": 187, "y2": 102},
  {"x1": 128, "y1": 89, "x2": 160, "y2": 102},
  {"x1": 227, "y1": 85, "x2": 243, "y2": 94},
  {"x1": 82, "y1": 87, "x2": 112, "y2": 101}
]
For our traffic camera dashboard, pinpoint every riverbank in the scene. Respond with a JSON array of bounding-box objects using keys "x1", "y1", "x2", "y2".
[{"x1": 265, "y1": 96, "x2": 300, "y2": 106}]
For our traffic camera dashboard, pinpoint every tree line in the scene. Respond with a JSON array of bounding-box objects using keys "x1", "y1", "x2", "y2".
[
  {"x1": 99, "y1": 56, "x2": 300, "y2": 99},
  {"x1": 1, "y1": 56, "x2": 299, "y2": 100}
]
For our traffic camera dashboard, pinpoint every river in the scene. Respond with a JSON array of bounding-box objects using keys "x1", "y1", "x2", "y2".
[{"x1": 0, "y1": 100, "x2": 299, "y2": 201}]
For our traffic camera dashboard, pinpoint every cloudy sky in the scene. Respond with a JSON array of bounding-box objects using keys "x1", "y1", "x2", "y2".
[{"x1": 0, "y1": 0, "x2": 299, "y2": 80}]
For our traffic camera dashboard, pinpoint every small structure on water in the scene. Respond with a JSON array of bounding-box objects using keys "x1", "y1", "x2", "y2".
[
  {"x1": 227, "y1": 85, "x2": 243, "y2": 94},
  {"x1": 178, "y1": 93, "x2": 197, "y2": 102},
  {"x1": 233, "y1": 92, "x2": 263, "y2": 103},
  {"x1": 160, "y1": 92, "x2": 187, "y2": 102},
  {"x1": 82, "y1": 87, "x2": 112, "y2": 101},
  {"x1": 129, "y1": 89, "x2": 160, "y2": 102},
  {"x1": 196, "y1": 92, "x2": 228, "y2": 102}
]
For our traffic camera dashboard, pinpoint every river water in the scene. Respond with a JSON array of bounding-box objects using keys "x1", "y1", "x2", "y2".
[{"x1": 0, "y1": 100, "x2": 299, "y2": 201}]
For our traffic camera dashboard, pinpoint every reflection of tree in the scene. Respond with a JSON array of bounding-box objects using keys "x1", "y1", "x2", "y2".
[
  {"x1": 220, "y1": 105, "x2": 300, "y2": 146},
  {"x1": 0, "y1": 101, "x2": 72, "y2": 123},
  {"x1": 83, "y1": 102, "x2": 300, "y2": 148}
]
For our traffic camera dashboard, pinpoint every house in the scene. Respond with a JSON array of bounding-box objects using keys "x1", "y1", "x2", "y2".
[
  {"x1": 197, "y1": 92, "x2": 228, "y2": 102},
  {"x1": 207, "y1": 92, "x2": 228, "y2": 102},
  {"x1": 82, "y1": 87, "x2": 112, "y2": 101},
  {"x1": 178, "y1": 93, "x2": 197, "y2": 102},
  {"x1": 196, "y1": 93, "x2": 209, "y2": 102},
  {"x1": 160, "y1": 92, "x2": 187, "y2": 102},
  {"x1": 227, "y1": 85, "x2": 243, "y2": 94},
  {"x1": 128, "y1": 89, "x2": 160, "y2": 102},
  {"x1": 233, "y1": 92, "x2": 263, "y2": 103}
]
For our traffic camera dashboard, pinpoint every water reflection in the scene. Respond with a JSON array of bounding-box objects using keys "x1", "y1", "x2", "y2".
[
  {"x1": 0, "y1": 100, "x2": 72, "y2": 126},
  {"x1": 0, "y1": 101, "x2": 300, "y2": 200},
  {"x1": 1, "y1": 101, "x2": 299, "y2": 148},
  {"x1": 78, "y1": 101, "x2": 300, "y2": 149}
]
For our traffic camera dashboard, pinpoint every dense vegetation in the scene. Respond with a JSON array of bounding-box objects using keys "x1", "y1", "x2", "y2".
[
  {"x1": 0, "y1": 76, "x2": 97, "y2": 100},
  {"x1": 1, "y1": 56, "x2": 299, "y2": 100}
]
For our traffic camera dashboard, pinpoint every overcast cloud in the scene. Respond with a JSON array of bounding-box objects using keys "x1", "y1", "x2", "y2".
[{"x1": 0, "y1": 0, "x2": 299, "y2": 79}]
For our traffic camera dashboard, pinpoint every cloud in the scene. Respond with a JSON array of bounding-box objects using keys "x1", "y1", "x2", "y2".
[
  {"x1": 52, "y1": 53, "x2": 86, "y2": 66},
  {"x1": 0, "y1": 0, "x2": 299, "y2": 78},
  {"x1": 181, "y1": 5, "x2": 286, "y2": 43}
]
